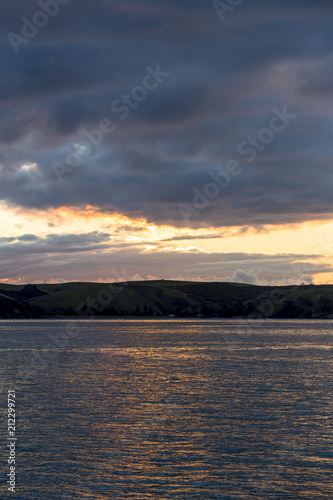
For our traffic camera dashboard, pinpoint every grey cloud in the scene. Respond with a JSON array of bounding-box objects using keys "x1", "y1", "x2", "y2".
[
  {"x1": 301, "y1": 275, "x2": 314, "y2": 284},
  {"x1": 45, "y1": 231, "x2": 111, "y2": 245},
  {"x1": 162, "y1": 234, "x2": 223, "y2": 242},
  {"x1": 0, "y1": 242, "x2": 329, "y2": 285},
  {"x1": 0, "y1": 1, "x2": 333, "y2": 229},
  {"x1": 115, "y1": 225, "x2": 145, "y2": 232},
  {"x1": 224, "y1": 269, "x2": 260, "y2": 285},
  {"x1": 0, "y1": 237, "x2": 16, "y2": 243},
  {"x1": 134, "y1": 84, "x2": 208, "y2": 125},
  {"x1": 0, "y1": 232, "x2": 112, "y2": 261},
  {"x1": 17, "y1": 234, "x2": 39, "y2": 242}
]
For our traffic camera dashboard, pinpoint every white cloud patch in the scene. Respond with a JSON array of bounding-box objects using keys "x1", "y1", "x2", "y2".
[
  {"x1": 301, "y1": 274, "x2": 314, "y2": 285},
  {"x1": 223, "y1": 269, "x2": 261, "y2": 285}
]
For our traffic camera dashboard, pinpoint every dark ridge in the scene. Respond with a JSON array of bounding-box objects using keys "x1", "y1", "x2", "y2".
[{"x1": 0, "y1": 280, "x2": 333, "y2": 319}]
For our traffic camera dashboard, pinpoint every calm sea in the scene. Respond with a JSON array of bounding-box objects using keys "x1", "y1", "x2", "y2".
[{"x1": 0, "y1": 319, "x2": 332, "y2": 499}]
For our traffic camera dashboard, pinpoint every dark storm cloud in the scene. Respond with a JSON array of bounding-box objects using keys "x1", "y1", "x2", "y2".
[
  {"x1": 134, "y1": 84, "x2": 208, "y2": 125},
  {"x1": 1, "y1": 0, "x2": 333, "y2": 227}
]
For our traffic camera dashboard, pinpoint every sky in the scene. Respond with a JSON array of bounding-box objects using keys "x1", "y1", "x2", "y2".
[{"x1": 1, "y1": 0, "x2": 333, "y2": 285}]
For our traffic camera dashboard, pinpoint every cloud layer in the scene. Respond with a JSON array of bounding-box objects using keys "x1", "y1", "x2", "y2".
[
  {"x1": 0, "y1": 228, "x2": 330, "y2": 285},
  {"x1": 1, "y1": 0, "x2": 333, "y2": 229}
]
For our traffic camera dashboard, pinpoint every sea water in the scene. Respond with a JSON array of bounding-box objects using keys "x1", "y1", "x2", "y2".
[{"x1": 0, "y1": 319, "x2": 332, "y2": 499}]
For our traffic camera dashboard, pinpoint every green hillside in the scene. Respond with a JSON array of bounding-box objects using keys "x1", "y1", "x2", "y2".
[{"x1": 1, "y1": 280, "x2": 333, "y2": 319}]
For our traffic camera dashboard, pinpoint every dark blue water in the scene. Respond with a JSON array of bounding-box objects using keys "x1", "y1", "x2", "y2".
[{"x1": 0, "y1": 319, "x2": 333, "y2": 499}]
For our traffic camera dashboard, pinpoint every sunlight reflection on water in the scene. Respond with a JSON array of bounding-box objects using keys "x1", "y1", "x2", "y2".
[{"x1": 0, "y1": 319, "x2": 332, "y2": 499}]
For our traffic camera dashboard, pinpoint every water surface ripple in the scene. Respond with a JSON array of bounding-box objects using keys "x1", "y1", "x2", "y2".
[{"x1": 0, "y1": 319, "x2": 332, "y2": 499}]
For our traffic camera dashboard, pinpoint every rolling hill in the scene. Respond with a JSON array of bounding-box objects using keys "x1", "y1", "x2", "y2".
[{"x1": 0, "y1": 280, "x2": 333, "y2": 319}]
